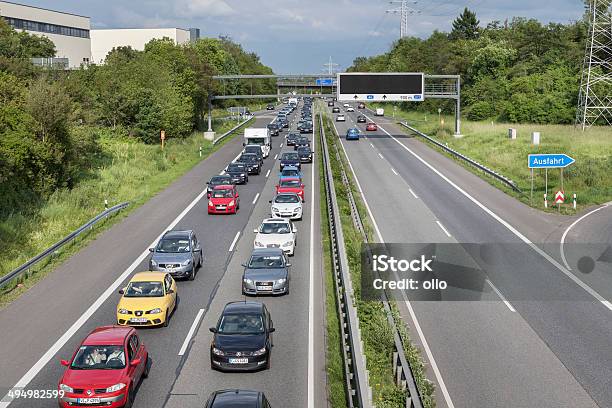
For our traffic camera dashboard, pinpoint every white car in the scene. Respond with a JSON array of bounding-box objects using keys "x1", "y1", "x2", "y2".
[
  {"x1": 346, "y1": 107, "x2": 355, "y2": 112},
  {"x1": 336, "y1": 114, "x2": 346, "y2": 122},
  {"x1": 343, "y1": 103, "x2": 350, "y2": 108},
  {"x1": 254, "y1": 218, "x2": 297, "y2": 256},
  {"x1": 270, "y1": 193, "x2": 303, "y2": 220}
]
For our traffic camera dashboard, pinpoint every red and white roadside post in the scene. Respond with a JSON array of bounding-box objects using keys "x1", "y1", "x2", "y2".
[{"x1": 573, "y1": 193, "x2": 577, "y2": 210}]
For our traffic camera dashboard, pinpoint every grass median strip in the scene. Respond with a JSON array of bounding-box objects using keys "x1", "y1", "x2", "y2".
[
  {"x1": 0, "y1": 117, "x2": 253, "y2": 308},
  {"x1": 319, "y1": 109, "x2": 436, "y2": 408}
]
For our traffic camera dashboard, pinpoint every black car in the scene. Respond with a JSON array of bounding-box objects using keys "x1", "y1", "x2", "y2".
[
  {"x1": 286, "y1": 132, "x2": 300, "y2": 146},
  {"x1": 294, "y1": 137, "x2": 310, "y2": 150},
  {"x1": 225, "y1": 162, "x2": 249, "y2": 184},
  {"x1": 237, "y1": 153, "x2": 262, "y2": 175},
  {"x1": 204, "y1": 390, "x2": 271, "y2": 408},
  {"x1": 243, "y1": 145, "x2": 264, "y2": 164},
  {"x1": 332, "y1": 107, "x2": 340, "y2": 113},
  {"x1": 279, "y1": 152, "x2": 301, "y2": 171},
  {"x1": 210, "y1": 301, "x2": 274, "y2": 372},
  {"x1": 357, "y1": 115, "x2": 367, "y2": 123},
  {"x1": 207, "y1": 175, "x2": 234, "y2": 198},
  {"x1": 277, "y1": 118, "x2": 289, "y2": 129},
  {"x1": 266, "y1": 104, "x2": 274, "y2": 110},
  {"x1": 267, "y1": 123, "x2": 279, "y2": 137},
  {"x1": 297, "y1": 146, "x2": 313, "y2": 163},
  {"x1": 300, "y1": 121, "x2": 313, "y2": 134}
]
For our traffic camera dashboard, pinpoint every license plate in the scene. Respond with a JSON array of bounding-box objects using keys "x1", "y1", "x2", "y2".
[
  {"x1": 130, "y1": 318, "x2": 147, "y2": 323},
  {"x1": 229, "y1": 358, "x2": 248, "y2": 364},
  {"x1": 257, "y1": 286, "x2": 273, "y2": 291},
  {"x1": 77, "y1": 398, "x2": 101, "y2": 404}
]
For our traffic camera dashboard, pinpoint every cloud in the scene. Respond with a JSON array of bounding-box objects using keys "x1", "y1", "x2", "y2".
[{"x1": 176, "y1": 0, "x2": 235, "y2": 17}]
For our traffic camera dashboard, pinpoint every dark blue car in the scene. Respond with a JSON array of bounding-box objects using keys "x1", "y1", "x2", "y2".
[{"x1": 346, "y1": 128, "x2": 360, "y2": 140}]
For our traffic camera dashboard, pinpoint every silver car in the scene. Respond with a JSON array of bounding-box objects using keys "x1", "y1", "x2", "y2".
[
  {"x1": 149, "y1": 230, "x2": 203, "y2": 280},
  {"x1": 270, "y1": 193, "x2": 303, "y2": 220},
  {"x1": 242, "y1": 248, "x2": 290, "y2": 295}
]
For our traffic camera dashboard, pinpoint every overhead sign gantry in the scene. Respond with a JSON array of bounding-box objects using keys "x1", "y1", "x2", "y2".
[{"x1": 337, "y1": 72, "x2": 424, "y2": 102}]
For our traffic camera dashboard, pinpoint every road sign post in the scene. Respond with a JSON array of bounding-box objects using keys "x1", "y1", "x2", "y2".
[
  {"x1": 528, "y1": 154, "x2": 575, "y2": 209},
  {"x1": 160, "y1": 130, "x2": 166, "y2": 150}
]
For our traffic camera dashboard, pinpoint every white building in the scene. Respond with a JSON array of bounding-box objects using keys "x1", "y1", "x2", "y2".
[
  {"x1": 90, "y1": 28, "x2": 199, "y2": 64},
  {"x1": 0, "y1": 1, "x2": 91, "y2": 68}
]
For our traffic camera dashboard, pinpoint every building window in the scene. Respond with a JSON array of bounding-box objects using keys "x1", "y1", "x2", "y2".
[{"x1": 2, "y1": 16, "x2": 89, "y2": 39}]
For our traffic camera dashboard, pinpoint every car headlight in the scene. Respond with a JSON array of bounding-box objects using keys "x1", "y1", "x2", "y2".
[
  {"x1": 271, "y1": 207, "x2": 279, "y2": 212},
  {"x1": 150, "y1": 259, "x2": 157, "y2": 266},
  {"x1": 182, "y1": 259, "x2": 191, "y2": 266},
  {"x1": 148, "y1": 308, "x2": 162, "y2": 314},
  {"x1": 105, "y1": 383, "x2": 126, "y2": 393},
  {"x1": 240, "y1": 173, "x2": 245, "y2": 177},
  {"x1": 59, "y1": 384, "x2": 73, "y2": 393},
  {"x1": 228, "y1": 200, "x2": 235, "y2": 207},
  {"x1": 243, "y1": 278, "x2": 254, "y2": 285},
  {"x1": 283, "y1": 241, "x2": 294, "y2": 247},
  {"x1": 212, "y1": 347, "x2": 225, "y2": 356},
  {"x1": 276, "y1": 278, "x2": 286, "y2": 285},
  {"x1": 208, "y1": 200, "x2": 213, "y2": 206},
  {"x1": 252, "y1": 347, "x2": 267, "y2": 356},
  {"x1": 254, "y1": 241, "x2": 264, "y2": 247},
  {"x1": 118, "y1": 308, "x2": 130, "y2": 314}
]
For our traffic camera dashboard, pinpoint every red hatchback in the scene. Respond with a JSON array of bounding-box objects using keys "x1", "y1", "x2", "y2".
[
  {"x1": 208, "y1": 185, "x2": 240, "y2": 214},
  {"x1": 366, "y1": 122, "x2": 378, "y2": 131},
  {"x1": 58, "y1": 326, "x2": 149, "y2": 408},
  {"x1": 276, "y1": 177, "x2": 305, "y2": 202}
]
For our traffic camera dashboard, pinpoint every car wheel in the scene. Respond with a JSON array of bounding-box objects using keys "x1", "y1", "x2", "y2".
[
  {"x1": 124, "y1": 386, "x2": 134, "y2": 408},
  {"x1": 265, "y1": 353, "x2": 271, "y2": 370},
  {"x1": 198, "y1": 251, "x2": 203, "y2": 268},
  {"x1": 163, "y1": 310, "x2": 169, "y2": 327},
  {"x1": 188, "y1": 268, "x2": 195, "y2": 281},
  {"x1": 142, "y1": 356, "x2": 151, "y2": 378}
]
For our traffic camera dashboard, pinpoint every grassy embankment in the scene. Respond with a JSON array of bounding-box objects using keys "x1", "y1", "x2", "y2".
[
  {"x1": 369, "y1": 103, "x2": 612, "y2": 214},
  {"x1": 0, "y1": 117, "x2": 253, "y2": 307},
  {"x1": 319, "y1": 104, "x2": 436, "y2": 407}
]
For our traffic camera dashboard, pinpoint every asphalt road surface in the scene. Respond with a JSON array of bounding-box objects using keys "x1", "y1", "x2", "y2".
[{"x1": 0, "y1": 104, "x2": 327, "y2": 408}]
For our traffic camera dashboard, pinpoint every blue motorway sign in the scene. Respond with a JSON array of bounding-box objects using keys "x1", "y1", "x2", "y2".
[
  {"x1": 316, "y1": 78, "x2": 334, "y2": 86},
  {"x1": 528, "y1": 154, "x2": 575, "y2": 169}
]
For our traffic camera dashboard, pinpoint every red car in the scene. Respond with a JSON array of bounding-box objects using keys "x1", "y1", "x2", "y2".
[
  {"x1": 276, "y1": 177, "x2": 305, "y2": 202},
  {"x1": 366, "y1": 122, "x2": 378, "y2": 131},
  {"x1": 208, "y1": 185, "x2": 240, "y2": 214},
  {"x1": 58, "y1": 326, "x2": 149, "y2": 408}
]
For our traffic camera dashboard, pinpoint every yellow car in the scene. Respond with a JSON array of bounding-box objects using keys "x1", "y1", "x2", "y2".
[{"x1": 116, "y1": 272, "x2": 177, "y2": 327}]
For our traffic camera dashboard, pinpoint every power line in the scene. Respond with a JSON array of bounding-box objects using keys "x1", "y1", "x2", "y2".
[{"x1": 386, "y1": 0, "x2": 421, "y2": 38}]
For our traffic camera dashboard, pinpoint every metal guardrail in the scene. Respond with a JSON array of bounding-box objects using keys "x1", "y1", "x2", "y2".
[
  {"x1": 399, "y1": 122, "x2": 522, "y2": 193},
  {"x1": 212, "y1": 115, "x2": 254, "y2": 145},
  {"x1": 0, "y1": 202, "x2": 130, "y2": 291},
  {"x1": 318, "y1": 114, "x2": 372, "y2": 408},
  {"x1": 324, "y1": 115, "x2": 425, "y2": 408}
]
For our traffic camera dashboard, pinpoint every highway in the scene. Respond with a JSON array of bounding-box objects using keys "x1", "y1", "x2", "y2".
[
  {"x1": 0, "y1": 104, "x2": 327, "y2": 408},
  {"x1": 329, "y1": 103, "x2": 612, "y2": 408}
]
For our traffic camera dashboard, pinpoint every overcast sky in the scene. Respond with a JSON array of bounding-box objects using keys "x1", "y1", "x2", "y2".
[{"x1": 21, "y1": 0, "x2": 584, "y2": 73}]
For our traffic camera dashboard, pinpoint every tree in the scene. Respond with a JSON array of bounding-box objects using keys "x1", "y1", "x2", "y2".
[{"x1": 450, "y1": 8, "x2": 480, "y2": 40}]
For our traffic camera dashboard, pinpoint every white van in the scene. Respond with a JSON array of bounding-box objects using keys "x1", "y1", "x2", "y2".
[
  {"x1": 244, "y1": 128, "x2": 271, "y2": 158},
  {"x1": 375, "y1": 108, "x2": 385, "y2": 116}
]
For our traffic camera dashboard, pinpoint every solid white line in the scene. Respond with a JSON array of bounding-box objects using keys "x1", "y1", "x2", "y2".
[
  {"x1": 274, "y1": 153, "x2": 278, "y2": 160},
  {"x1": 378, "y1": 153, "x2": 384, "y2": 159},
  {"x1": 0, "y1": 188, "x2": 209, "y2": 408},
  {"x1": 228, "y1": 231, "x2": 241, "y2": 252},
  {"x1": 409, "y1": 188, "x2": 419, "y2": 199},
  {"x1": 369, "y1": 143, "x2": 374, "y2": 148},
  {"x1": 391, "y1": 168, "x2": 399, "y2": 176},
  {"x1": 367, "y1": 115, "x2": 612, "y2": 312},
  {"x1": 252, "y1": 192, "x2": 260, "y2": 205},
  {"x1": 265, "y1": 169, "x2": 271, "y2": 178},
  {"x1": 436, "y1": 220, "x2": 452, "y2": 237},
  {"x1": 334, "y1": 121, "x2": 455, "y2": 408},
  {"x1": 178, "y1": 308, "x2": 206, "y2": 356},
  {"x1": 486, "y1": 280, "x2": 516, "y2": 312},
  {"x1": 560, "y1": 203, "x2": 610, "y2": 270},
  {"x1": 307, "y1": 119, "x2": 316, "y2": 408}
]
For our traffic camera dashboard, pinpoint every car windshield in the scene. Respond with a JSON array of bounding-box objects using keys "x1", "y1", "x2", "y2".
[
  {"x1": 280, "y1": 180, "x2": 301, "y2": 188},
  {"x1": 248, "y1": 255, "x2": 284, "y2": 269},
  {"x1": 124, "y1": 281, "x2": 164, "y2": 297},
  {"x1": 227, "y1": 164, "x2": 245, "y2": 172},
  {"x1": 71, "y1": 345, "x2": 126, "y2": 370},
  {"x1": 260, "y1": 222, "x2": 290, "y2": 234},
  {"x1": 275, "y1": 194, "x2": 299, "y2": 203},
  {"x1": 282, "y1": 169, "x2": 300, "y2": 177},
  {"x1": 212, "y1": 189, "x2": 234, "y2": 198},
  {"x1": 282, "y1": 153, "x2": 299, "y2": 160},
  {"x1": 210, "y1": 176, "x2": 231, "y2": 186},
  {"x1": 288, "y1": 134, "x2": 298, "y2": 139},
  {"x1": 156, "y1": 237, "x2": 190, "y2": 253},
  {"x1": 267, "y1": 124, "x2": 277, "y2": 129},
  {"x1": 217, "y1": 314, "x2": 265, "y2": 335}
]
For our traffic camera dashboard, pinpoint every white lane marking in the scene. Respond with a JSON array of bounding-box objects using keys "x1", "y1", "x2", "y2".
[
  {"x1": 178, "y1": 308, "x2": 206, "y2": 356},
  {"x1": 280, "y1": 143, "x2": 284, "y2": 148},
  {"x1": 560, "y1": 202, "x2": 610, "y2": 270},
  {"x1": 486, "y1": 280, "x2": 516, "y2": 312},
  {"x1": 307, "y1": 121, "x2": 316, "y2": 408},
  {"x1": 274, "y1": 154, "x2": 278, "y2": 160},
  {"x1": 228, "y1": 231, "x2": 241, "y2": 252},
  {"x1": 265, "y1": 169, "x2": 271, "y2": 178},
  {"x1": 0, "y1": 188, "x2": 209, "y2": 408},
  {"x1": 409, "y1": 188, "x2": 419, "y2": 199},
  {"x1": 378, "y1": 153, "x2": 384, "y2": 160},
  {"x1": 436, "y1": 220, "x2": 452, "y2": 237},
  {"x1": 369, "y1": 143, "x2": 374, "y2": 148},
  {"x1": 334, "y1": 123, "x2": 455, "y2": 408},
  {"x1": 367, "y1": 114, "x2": 612, "y2": 312},
  {"x1": 391, "y1": 168, "x2": 399, "y2": 176},
  {"x1": 252, "y1": 192, "x2": 260, "y2": 205}
]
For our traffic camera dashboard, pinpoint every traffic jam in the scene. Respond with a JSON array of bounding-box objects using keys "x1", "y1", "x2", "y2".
[{"x1": 55, "y1": 98, "x2": 313, "y2": 407}]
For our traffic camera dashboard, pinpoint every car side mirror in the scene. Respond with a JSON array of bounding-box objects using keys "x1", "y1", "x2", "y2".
[
  {"x1": 268, "y1": 200, "x2": 272, "y2": 203},
  {"x1": 209, "y1": 327, "x2": 217, "y2": 333},
  {"x1": 253, "y1": 229, "x2": 259, "y2": 233},
  {"x1": 269, "y1": 327, "x2": 276, "y2": 333},
  {"x1": 286, "y1": 263, "x2": 292, "y2": 267},
  {"x1": 241, "y1": 263, "x2": 247, "y2": 267},
  {"x1": 293, "y1": 227, "x2": 298, "y2": 233},
  {"x1": 60, "y1": 359, "x2": 70, "y2": 367},
  {"x1": 130, "y1": 358, "x2": 141, "y2": 367},
  {"x1": 167, "y1": 289, "x2": 174, "y2": 294},
  {"x1": 148, "y1": 248, "x2": 154, "y2": 252},
  {"x1": 118, "y1": 288, "x2": 125, "y2": 295},
  {"x1": 206, "y1": 181, "x2": 209, "y2": 184}
]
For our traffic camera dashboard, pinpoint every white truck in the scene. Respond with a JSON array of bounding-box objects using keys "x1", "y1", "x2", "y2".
[
  {"x1": 288, "y1": 97, "x2": 298, "y2": 107},
  {"x1": 244, "y1": 128, "x2": 271, "y2": 158},
  {"x1": 375, "y1": 108, "x2": 385, "y2": 116}
]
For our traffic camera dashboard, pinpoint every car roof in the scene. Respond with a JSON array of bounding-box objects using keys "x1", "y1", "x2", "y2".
[
  {"x1": 131, "y1": 271, "x2": 166, "y2": 282},
  {"x1": 262, "y1": 217, "x2": 290, "y2": 223},
  {"x1": 209, "y1": 389, "x2": 262, "y2": 407},
  {"x1": 224, "y1": 301, "x2": 264, "y2": 315},
  {"x1": 275, "y1": 192, "x2": 300, "y2": 198},
  {"x1": 164, "y1": 230, "x2": 192, "y2": 239},
  {"x1": 83, "y1": 326, "x2": 132, "y2": 346}
]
